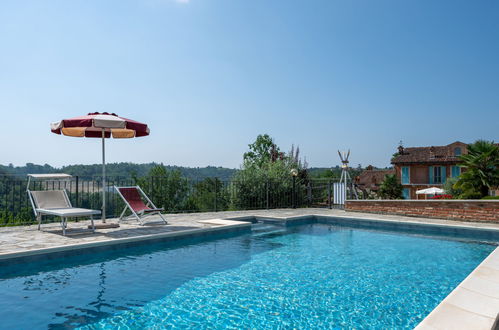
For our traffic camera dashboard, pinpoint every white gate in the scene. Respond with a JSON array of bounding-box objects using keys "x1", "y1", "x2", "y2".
[{"x1": 333, "y1": 182, "x2": 346, "y2": 205}]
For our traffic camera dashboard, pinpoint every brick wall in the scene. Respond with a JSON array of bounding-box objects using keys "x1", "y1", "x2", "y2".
[{"x1": 345, "y1": 200, "x2": 499, "y2": 222}]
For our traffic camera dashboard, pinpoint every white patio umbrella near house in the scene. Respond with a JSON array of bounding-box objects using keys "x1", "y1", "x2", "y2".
[
  {"x1": 416, "y1": 187, "x2": 445, "y2": 195},
  {"x1": 51, "y1": 112, "x2": 150, "y2": 223}
]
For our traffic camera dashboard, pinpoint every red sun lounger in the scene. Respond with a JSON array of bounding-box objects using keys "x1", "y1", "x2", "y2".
[{"x1": 114, "y1": 186, "x2": 167, "y2": 225}]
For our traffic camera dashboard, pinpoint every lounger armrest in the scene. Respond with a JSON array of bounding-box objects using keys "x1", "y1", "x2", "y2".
[{"x1": 141, "y1": 208, "x2": 164, "y2": 213}]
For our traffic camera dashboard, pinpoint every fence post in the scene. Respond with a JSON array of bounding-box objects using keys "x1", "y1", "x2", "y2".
[
  {"x1": 328, "y1": 180, "x2": 332, "y2": 209},
  {"x1": 307, "y1": 182, "x2": 312, "y2": 206},
  {"x1": 292, "y1": 177, "x2": 296, "y2": 209},
  {"x1": 266, "y1": 180, "x2": 269, "y2": 209},
  {"x1": 75, "y1": 176, "x2": 79, "y2": 207},
  {"x1": 214, "y1": 179, "x2": 217, "y2": 212}
]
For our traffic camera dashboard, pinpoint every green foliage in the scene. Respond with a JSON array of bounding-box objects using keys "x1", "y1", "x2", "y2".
[
  {"x1": 454, "y1": 140, "x2": 499, "y2": 199},
  {"x1": 243, "y1": 134, "x2": 281, "y2": 169},
  {"x1": 391, "y1": 152, "x2": 401, "y2": 162},
  {"x1": 0, "y1": 207, "x2": 33, "y2": 226},
  {"x1": 0, "y1": 171, "x2": 35, "y2": 225},
  {"x1": 188, "y1": 178, "x2": 229, "y2": 212},
  {"x1": 233, "y1": 134, "x2": 307, "y2": 209},
  {"x1": 443, "y1": 177, "x2": 462, "y2": 197},
  {"x1": 482, "y1": 196, "x2": 499, "y2": 200},
  {"x1": 134, "y1": 166, "x2": 193, "y2": 212},
  {"x1": 378, "y1": 174, "x2": 403, "y2": 199},
  {"x1": 0, "y1": 162, "x2": 237, "y2": 181},
  {"x1": 231, "y1": 162, "x2": 296, "y2": 209},
  {"x1": 309, "y1": 166, "x2": 365, "y2": 180},
  {"x1": 309, "y1": 167, "x2": 341, "y2": 179}
]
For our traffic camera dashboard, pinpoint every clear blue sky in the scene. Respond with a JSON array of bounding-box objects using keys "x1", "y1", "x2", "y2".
[{"x1": 0, "y1": 0, "x2": 498, "y2": 169}]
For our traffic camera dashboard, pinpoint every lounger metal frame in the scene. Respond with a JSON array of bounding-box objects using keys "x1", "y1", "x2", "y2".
[
  {"x1": 26, "y1": 174, "x2": 100, "y2": 235},
  {"x1": 114, "y1": 185, "x2": 167, "y2": 225}
]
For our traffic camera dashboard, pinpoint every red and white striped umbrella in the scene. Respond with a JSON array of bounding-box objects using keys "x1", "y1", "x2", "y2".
[
  {"x1": 50, "y1": 112, "x2": 150, "y2": 224},
  {"x1": 50, "y1": 112, "x2": 149, "y2": 138}
]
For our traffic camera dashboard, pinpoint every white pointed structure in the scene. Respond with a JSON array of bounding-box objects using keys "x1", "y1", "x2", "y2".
[{"x1": 338, "y1": 150, "x2": 359, "y2": 199}]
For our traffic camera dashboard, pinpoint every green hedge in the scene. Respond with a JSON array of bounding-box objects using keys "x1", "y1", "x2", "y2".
[{"x1": 482, "y1": 196, "x2": 499, "y2": 200}]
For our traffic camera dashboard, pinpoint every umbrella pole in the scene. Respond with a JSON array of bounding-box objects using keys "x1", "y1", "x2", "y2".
[{"x1": 102, "y1": 129, "x2": 106, "y2": 223}]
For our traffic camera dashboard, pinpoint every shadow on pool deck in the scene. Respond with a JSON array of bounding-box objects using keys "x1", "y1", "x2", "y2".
[{"x1": 102, "y1": 225, "x2": 201, "y2": 239}]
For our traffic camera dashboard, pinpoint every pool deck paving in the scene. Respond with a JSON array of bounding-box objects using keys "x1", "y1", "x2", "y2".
[{"x1": 1, "y1": 207, "x2": 499, "y2": 329}]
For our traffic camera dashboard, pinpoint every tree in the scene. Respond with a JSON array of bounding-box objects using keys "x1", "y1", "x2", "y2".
[
  {"x1": 243, "y1": 134, "x2": 283, "y2": 169},
  {"x1": 231, "y1": 160, "x2": 298, "y2": 209},
  {"x1": 233, "y1": 134, "x2": 308, "y2": 209},
  {"x1": 188, "y1": 177, "x2": 229, "y2": 212},
  {"x1": 454, "y1": 140, "x2": 499, "y2": 199},
  {"x1": 134, "y1": 166, "x2": 192, "y2": 212},
  {"x1": 378, "y1": 174, "x2": 403, "y2": 199}
]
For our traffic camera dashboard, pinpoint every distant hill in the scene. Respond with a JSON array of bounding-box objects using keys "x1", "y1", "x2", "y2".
[
  {"x1": 0, "y1": 162, "x2": 238, "y2": 181},
  {"x1": 308, "y1": 166, "x2": 343, "y2": 178},
  {"x1": 0, "y1": 163, "x2": 391, "y2": 181}
]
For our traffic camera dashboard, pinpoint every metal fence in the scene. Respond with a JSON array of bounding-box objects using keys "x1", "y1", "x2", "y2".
[{"x1": 0, "y1": 176, "x2": 345, "y2": 226}]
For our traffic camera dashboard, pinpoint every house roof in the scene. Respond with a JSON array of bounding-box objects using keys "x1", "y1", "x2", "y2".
[
  {"x1": 356, "y1": 168, "x2": 395, "y2": 190},
  {"x1": 391, "y1": 141, "x2": 467, "y2": 165}
]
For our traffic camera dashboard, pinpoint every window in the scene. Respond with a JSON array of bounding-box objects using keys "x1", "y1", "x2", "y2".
[
  {"x1": 403, "y1": 188, "x2": 410, "y2": 199},
  {"x1": 429, "y1": 166, "x2": 446, "y2": 184},
  {"x1": 454, "y1": 147, "x2": 461, "y2": 156},
  {"x1": 401, "y1": 167, "x2": 410, "y2": 184},
  {"x1": 451, "y1": 166, "x2": 461, "y2": 178},
  {"x1": 433, "y1": 166, "x2": 442, "y2": 183}
]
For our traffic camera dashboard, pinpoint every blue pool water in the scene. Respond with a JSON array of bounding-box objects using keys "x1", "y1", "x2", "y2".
[{"x1": 0, "y1": 222, "x2": 495, "y2": 329}]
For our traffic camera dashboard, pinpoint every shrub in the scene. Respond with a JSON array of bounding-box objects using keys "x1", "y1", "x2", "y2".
[
  {"x1": 378, "y1": 174, "x2": 403, "y2": 199},
  {"x1": 482, "y1": 196, "x2": 499, "y2": 200}
]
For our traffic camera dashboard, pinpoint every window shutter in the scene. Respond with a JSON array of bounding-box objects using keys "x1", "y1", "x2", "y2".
[
  {"x1": 403, "y1": 188, "x2": 410, "y2": 199},
  {"x1": 429, "y1": 166, "x2": 433, "y2": 184},
  {"x1": 441, "y1": 166, "x2": 446, "y2": 183},
  {"x1": 402, "y1": 167, "x2": 409, "y2": 184}
]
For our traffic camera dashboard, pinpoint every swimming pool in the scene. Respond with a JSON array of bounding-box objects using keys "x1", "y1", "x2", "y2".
[{"x1": 0, "y1": 220, "x2": 495, "y2": 329}]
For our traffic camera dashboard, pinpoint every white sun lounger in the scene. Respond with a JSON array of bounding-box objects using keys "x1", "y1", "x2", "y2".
[{"x1": 27, "y1": 177, "x2": 101, "y2": 235}]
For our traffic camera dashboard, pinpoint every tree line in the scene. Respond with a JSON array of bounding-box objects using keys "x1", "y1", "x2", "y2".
[{"x1": 0, "y1": 162, "x2": 237, "y2": 181}]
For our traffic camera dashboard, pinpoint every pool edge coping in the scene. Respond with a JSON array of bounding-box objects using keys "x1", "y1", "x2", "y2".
[
  {"x1": 1, "y1": 212, "x2": 498, "y2": 329},
  {"x1": 414, "y1": 246, "x2": 499, "y2": 330},
  {"x1": 0, "y1": 220, "x2": 251, "y2": 262}
]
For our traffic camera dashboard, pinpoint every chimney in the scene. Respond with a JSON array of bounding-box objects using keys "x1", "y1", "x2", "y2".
[
  {"x1": 398, "y1": 145, "x2": 404, "y2": 155},
  {"x1": 429, "y1": 146, "x2": 435, "y2": 159}
]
